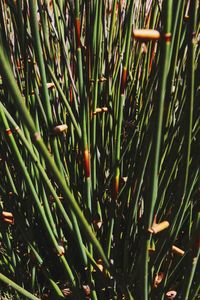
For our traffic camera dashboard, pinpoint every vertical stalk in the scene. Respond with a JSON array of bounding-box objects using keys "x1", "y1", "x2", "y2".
[
  {"x1": 181, "y1": 0, "x2": 197, "y2": 197},
  {"x1": 29, "y1": 0, "x2": 63, "y2": 174},
  {"x1": 0, "y1": 48, "x2": 109, "y2": 269},
  {"x1": 74, "y1": 3, "x2": 99, "y2": 300},
  {"x1": 74, "y1": 0, "x2": 91, "y2": 212},
  {"x1": 141, "y1": 1, "x2": 173, "y2": 299},
  {"x1": 114, "y1": 0, "x2": 134, "y2": 198},
  {"x1": 0, "y1": 107, "x2": 76, "y2": 287},
  {"x1": 147, "y1": 0, "x2": 173, "y2": 228},
  {"x1": 106, "y1": 0, "x2": 134, "y2": 263}
]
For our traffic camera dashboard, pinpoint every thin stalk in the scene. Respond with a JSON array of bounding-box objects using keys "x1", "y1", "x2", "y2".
[
  {"x1": 1, "y1": 101, "x2": 90, "y2": 267},
  {"x1": 91, "y1": 0, "x2": 102, "y2": 196},
  {"x1": 146, "y1": 0, "x2": 173, "y2": 229},
  {"x1": 123, "y1": 138, "x2": 152, "y2": 272},
  {"x1": 181, "y1": 0, "x2": 197, "y2": 198},
  {"x1": 47, "y1": 64, "x2": 81, "y2": 139},
  {"x1": 0, "y1": 101, "x2": 73, "y2": 233},
  {"x1": 29, "y1": 0, "x2": 63, "y2": 174},
  {"x1": 0, "y1": 273, "x2": 40, "y2": 300},
  {"x1": 0, "y1": 47, "x2": 110, "y2": 269},
  {"x1": 141, "y1": 1, "x2": 173, "y2": 299},
  {"x1": 114, "y1": 0, "x2": 134, "y2": 198},
  {"x1": 0, "y1": 107, "x2": 76, "y2": 287}
]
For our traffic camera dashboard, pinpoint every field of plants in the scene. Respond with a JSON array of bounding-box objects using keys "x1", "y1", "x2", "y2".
[{"x1": 0, "y1": 0, "x2": 199, "y2": 299}]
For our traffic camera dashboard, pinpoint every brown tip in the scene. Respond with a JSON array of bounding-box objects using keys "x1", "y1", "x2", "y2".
[
  {"x1": 93, "y1": 218, "x2": 103, "y2": 230},
  {"x1": 149, "y1": 221, "x2": 170, "y2": 234},
  {"x1": 114, "y1": 176, "x2": 119, "y2": 198},
  {"x1": 93, "y1": 107, "x2": 108, "y2": 115},
  {"x1": 166, "y1": 290, "x2": 177, "y2": 299},
  {"x1": 2, "y1": 212, "x2": 14, "y2": 225},
  {"x1": 184, "y1": 15, "x2": 189, "y2": 21},
  {"x1": 172, "y1": 245, "x2": 185, "y2": 256},
  {"x1": 53, "y1": 124, "x2": 68, "y2": 134},
  {"x1": 57, "y1": 245, "x2": 65, "y2": 256},
  {"x1": 6, "y1": 128, "x2": 12, "y2": 136},
  {"x1": 75, "y1": 18, "x2": 81, "y2": 48},
  {"x1": 84, "y1": 149, "x2": 90, "y2": 178},
  {"x1": 133, "y1": 29, "x2": 160, "y2": 41},
  {"x1": 96, "y1": 259, "x2": 103, "y2": 272},
  {"x1": 121, "y1": 67, "x2": 127, "y2": 94},
  {"x1": 2, "y1": 211, "x2": 13, "y2": 218},
  {"x1": 164, "y1": 33, "x2": 172, "y2": 43},
  {"x1": 46, "y1": 82, "x2": 55, "y2": 89},
  {"x1": 34, "y1": 132, "x2": 41, "y2": 141},
  {"x1": 153, "y1": 272, "x2": 164, "y2": 288}
]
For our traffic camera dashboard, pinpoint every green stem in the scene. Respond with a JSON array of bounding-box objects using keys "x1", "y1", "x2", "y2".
[
  {"x1": 0, "y1": 273, "x2": 40, "y2": 300},
  {"x1": 0, "y1": 107, "x2": 76, "y2": 286},
  {"x1": 0, "y1": 47, "x2": 109, "y2": 269}
]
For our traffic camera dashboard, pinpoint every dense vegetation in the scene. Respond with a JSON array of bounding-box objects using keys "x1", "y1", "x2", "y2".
[{"x1": 0, "y1": 0, "x2": 199, "y2": 299}]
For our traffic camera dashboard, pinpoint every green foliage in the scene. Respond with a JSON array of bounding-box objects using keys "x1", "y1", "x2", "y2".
[{"x1": 0, "y1": 1, "x2": 199, "y2": 299}]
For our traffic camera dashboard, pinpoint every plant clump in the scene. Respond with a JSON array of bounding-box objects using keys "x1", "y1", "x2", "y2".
[{"x1": 0, "y1": 0, "x2": 199, "y2": 299}]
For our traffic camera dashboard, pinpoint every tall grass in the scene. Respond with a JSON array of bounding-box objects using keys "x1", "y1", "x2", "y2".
[{"x1": 0, "y1": 1, "x2": 199, "y2": 299}]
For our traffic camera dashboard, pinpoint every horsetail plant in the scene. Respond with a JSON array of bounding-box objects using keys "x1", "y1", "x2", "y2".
[{"x1": 0, "y1": 1, "x2": 199, "y2": 299}]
